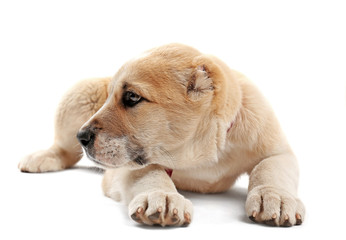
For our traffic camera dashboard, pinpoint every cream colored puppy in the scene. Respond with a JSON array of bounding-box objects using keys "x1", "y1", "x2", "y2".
[{"x1": 19, "y1": 44, "x2": 305, "y2": 227}]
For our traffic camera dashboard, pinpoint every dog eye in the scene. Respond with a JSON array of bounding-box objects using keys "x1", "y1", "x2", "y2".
[{"x1": 122, "y1": 91, "x2": 142, "y2": 107}]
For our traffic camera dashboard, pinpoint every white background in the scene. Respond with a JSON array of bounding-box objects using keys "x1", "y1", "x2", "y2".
[{"x1": 1, "y1": 0, "x2": 345, "y2": 239}]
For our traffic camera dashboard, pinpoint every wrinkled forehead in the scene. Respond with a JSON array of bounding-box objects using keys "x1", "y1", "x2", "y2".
[{"x1": 109, "y1": 57, "x2": 191, "y2": 102}]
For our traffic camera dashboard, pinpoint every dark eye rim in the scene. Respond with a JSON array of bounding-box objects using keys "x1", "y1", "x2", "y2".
[{"x1": 122, "y1": 91, "x2": 143, "y2": 108}]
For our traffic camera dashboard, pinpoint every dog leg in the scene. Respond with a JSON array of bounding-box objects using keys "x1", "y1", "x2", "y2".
[
  {"x1": 18, "y1": 78, "x2": 110, "y2": 173},
  {"x1": 245, "y1": 152, "x2": 305, "y2": 227},
  {"x1": 102, "y1": 165, "x2": 193, "y2": 227}
]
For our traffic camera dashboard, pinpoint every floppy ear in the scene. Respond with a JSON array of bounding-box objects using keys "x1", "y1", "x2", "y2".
[{"x1": 187, "y1": 65, "x2": 214, "y2": 100}]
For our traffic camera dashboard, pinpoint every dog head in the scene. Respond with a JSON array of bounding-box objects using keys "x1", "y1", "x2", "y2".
[{"x1": 77, "y1": 44, "x2": 240, "y2": 169}]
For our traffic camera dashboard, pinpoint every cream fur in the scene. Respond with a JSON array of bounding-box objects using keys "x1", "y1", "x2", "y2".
[{"x1": 19, "y1": 44, "x2": 305, "y2": 227}]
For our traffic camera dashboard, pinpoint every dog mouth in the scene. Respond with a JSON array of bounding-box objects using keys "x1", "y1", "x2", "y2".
[
  {"x1": 79, "y1": 135, "x2": 148, "y2": 168},
  {"x1": 77, "y1": 128, "x2": 150, "y2": 168},
  {"x1": 133, "y1": 155, "x2": 147, "y2": 166},
  {"x1": 82, "y1": 146, "x2": 148, "y2": 169}
]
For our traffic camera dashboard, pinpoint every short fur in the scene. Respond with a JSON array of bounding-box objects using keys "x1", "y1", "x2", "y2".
[{"x1": 19, "y1": 44, "x2": 305, "y2": 227}]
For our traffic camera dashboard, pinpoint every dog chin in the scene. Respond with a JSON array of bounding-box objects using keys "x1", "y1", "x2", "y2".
[
  {"x1": 87, "y1": 153, "x2": 145, "y2": 170},
  {"x1": 81, "y1": 148, "x2": 114, "y2": 169},
  {"x1": 89, "y1": 157, "x2": 116, "y2": 169}
]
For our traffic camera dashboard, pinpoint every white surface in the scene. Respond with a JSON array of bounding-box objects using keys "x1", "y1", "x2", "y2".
[{"x1": 1, "y1": 0, "x2": 345, "y2": 239}]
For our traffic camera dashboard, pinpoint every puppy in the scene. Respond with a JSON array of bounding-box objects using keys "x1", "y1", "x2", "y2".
[{"x1": 19, "y1": 43, "x2": 305, "y2": 227}]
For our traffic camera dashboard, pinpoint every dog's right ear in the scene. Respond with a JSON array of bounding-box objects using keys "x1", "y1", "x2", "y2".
[{"x1": 187, "y1": 64, "x2": 214, "y2": 101}]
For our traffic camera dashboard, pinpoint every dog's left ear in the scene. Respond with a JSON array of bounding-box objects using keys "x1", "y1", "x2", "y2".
[{"x1": 187, "y1": 64, "x2": 214, "y2": 100}]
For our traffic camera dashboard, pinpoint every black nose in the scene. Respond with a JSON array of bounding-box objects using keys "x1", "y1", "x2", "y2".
[{"x1": 77, "y1": 128, "x2": 95, "y2": 148}]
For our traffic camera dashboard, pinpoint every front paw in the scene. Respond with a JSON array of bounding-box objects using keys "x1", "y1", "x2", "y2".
[
  {"x1": 245, "y1": 186, "x2": 305, "y2": 227},
  {"x1": 18, "y1": 149, "x2": 64, "y2": 173},
  {"x1": 128, "y1": 191, "x2": 193, "y2": 227}
]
